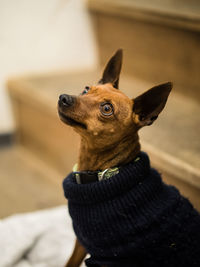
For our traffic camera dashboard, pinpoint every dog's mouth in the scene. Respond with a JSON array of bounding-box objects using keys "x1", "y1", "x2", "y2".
[{"x1": 58, "y1": 111, "x2": 87, "y2": 129}]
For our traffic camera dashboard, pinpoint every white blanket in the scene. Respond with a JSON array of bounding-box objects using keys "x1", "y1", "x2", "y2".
[{"x1": 0, "y1": 206, "x2": 86, "y2": 267}]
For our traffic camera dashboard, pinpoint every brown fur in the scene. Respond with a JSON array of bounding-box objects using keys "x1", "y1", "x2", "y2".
[
  {"x1": 76, "y1": 84, "x2": 140, "y2": 171},
  {"x1": 65, "y1": 239, "x2": 86, "y2": 267},
  {"x1": 58, "y1": 49, "x2": 172, "y2": 267}
]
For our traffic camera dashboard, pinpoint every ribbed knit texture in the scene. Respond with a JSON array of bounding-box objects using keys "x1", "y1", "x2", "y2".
[{"x1": 63, "y1": 152, "x2": 200, "y2": 267}]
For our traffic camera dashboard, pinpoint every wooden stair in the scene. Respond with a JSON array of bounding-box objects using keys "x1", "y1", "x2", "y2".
[
  {"x1": 0, "y1": 145, "x2": 65, "y2": 218},
  {"x1": 88, "y1": 0, "x2": 200, "y2": 101}
]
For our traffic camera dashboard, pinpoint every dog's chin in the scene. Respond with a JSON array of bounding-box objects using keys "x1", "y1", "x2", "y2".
[{"x1": 58, "y1": 111, "x2": 87, "y2": 129}]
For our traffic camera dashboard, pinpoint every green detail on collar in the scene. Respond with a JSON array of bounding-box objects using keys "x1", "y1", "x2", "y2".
[
  {"x1": 98, "y1": 167, "x2": 119, "y2": 181},
  {"x1": 73, "y1": 163, "x2": 78, "y2": 172},
  {"x1": 134, "y1": 157, "x2": 140, "y2": 162}
]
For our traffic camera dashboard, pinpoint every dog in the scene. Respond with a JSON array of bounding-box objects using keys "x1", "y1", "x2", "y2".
[{"x1": 58, "y1": 49, "x2": 200, "y2": 267}]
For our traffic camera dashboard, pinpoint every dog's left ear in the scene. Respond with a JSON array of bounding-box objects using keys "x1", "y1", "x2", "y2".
[
  {"x1": 133, "y1": 82, "x2": 173, "y2": 127},
  {"x1": 99, "y1": 49, "x2": 123, "y2": 89}
]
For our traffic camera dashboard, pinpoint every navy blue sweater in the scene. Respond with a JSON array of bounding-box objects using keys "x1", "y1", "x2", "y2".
[{"x1": 63, "y1": 152, "x2": 200, "y2": 267}]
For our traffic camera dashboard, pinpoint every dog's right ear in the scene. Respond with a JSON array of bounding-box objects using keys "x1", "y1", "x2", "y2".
[
  {"x1": 99, "y1": 49, "x2": 123, "y2": 89},
  {"x1": 133, "y1": 82, "x2": 173, "y2": 127}
]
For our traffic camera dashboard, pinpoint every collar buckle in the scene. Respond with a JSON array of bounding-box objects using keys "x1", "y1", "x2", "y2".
[{"x1": 98, "y1": 167, "x2": 119, "y2": 181}]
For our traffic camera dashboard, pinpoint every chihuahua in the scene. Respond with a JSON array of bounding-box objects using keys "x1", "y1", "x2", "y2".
[{"x1": 58, "y1": 50, "x2": 200, "y2": 267}]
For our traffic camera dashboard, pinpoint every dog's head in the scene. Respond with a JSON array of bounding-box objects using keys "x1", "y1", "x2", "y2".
[{"x1": 58, "y1": 49, "x2": 172, "y2": 149}]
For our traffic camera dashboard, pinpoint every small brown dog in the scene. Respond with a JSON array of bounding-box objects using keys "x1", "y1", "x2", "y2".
[{"x1": 58, "y1": 49, "x2": 173, "y2": 267}]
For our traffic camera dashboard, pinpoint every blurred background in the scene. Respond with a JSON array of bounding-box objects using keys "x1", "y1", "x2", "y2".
[{"x1": 1, "y1": 0, "x2": 200, "y2": 218}]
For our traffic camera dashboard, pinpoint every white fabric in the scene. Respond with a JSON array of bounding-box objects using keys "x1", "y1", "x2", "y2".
[{"x1": 0, "y1": 206, "x2": 86, "y2": 267}]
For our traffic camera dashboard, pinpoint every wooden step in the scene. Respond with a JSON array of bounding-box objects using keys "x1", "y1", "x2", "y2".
[
  {"x1": 7, "y1": 70, "x2": 200, "y2": 196},
  {"x1": 0, "y1": 145, "x2": 65, "y2": 218},
  {"x1": 88, "y1": 0, "x2": 200, "y2": 101}
]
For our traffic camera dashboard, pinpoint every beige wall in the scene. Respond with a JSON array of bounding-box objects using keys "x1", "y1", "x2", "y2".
[{"x1": 0, "y1": 0, "x2": 97, "y2": 133}]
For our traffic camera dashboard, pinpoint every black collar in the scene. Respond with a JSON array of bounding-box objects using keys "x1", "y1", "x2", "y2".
[
  {"x1": 73, "y1": 171, "x2": 99, "y2": 184},
  {"x1": 73, "y1": 167, "x2": 120, "y2": 184},
  {"x1": 72, "y1": 156, "x2": 140, "y2": 184}
]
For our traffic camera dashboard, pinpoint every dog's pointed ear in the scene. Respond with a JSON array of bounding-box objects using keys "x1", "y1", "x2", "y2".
[
  {"x1": 133, "y1": 82, "x2": 173, "y2": 127},
  {"x1": 99, "y1": 49, "x2": 123, "y2": 89}
]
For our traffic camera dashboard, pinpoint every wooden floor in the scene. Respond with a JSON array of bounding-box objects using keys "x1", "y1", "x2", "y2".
[{"x1": 0, "y1": 145, "x2": 66, "y2": 218}]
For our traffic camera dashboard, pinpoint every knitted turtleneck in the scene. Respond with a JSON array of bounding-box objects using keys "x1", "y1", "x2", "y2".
[{"x1": 63, "y1": 152, "x2": 200, "y2": 267}]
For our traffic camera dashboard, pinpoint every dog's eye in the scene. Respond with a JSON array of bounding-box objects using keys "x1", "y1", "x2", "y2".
[
  {"x1": 81, "y1": 86, "x2": 90, "y2": 95},
  {"x1": 100, "y1": 102, "x2": 114, "y2": 116}
]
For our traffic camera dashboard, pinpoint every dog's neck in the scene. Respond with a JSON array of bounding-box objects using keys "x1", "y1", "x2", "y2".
[{"x1": 78, "y1": 133, "x2": 140, "y2": 171}]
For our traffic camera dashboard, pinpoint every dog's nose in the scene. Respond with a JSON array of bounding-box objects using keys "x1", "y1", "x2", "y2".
[{"x1": 59, "y1": 94, "x2": 75, "y2": 107}]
